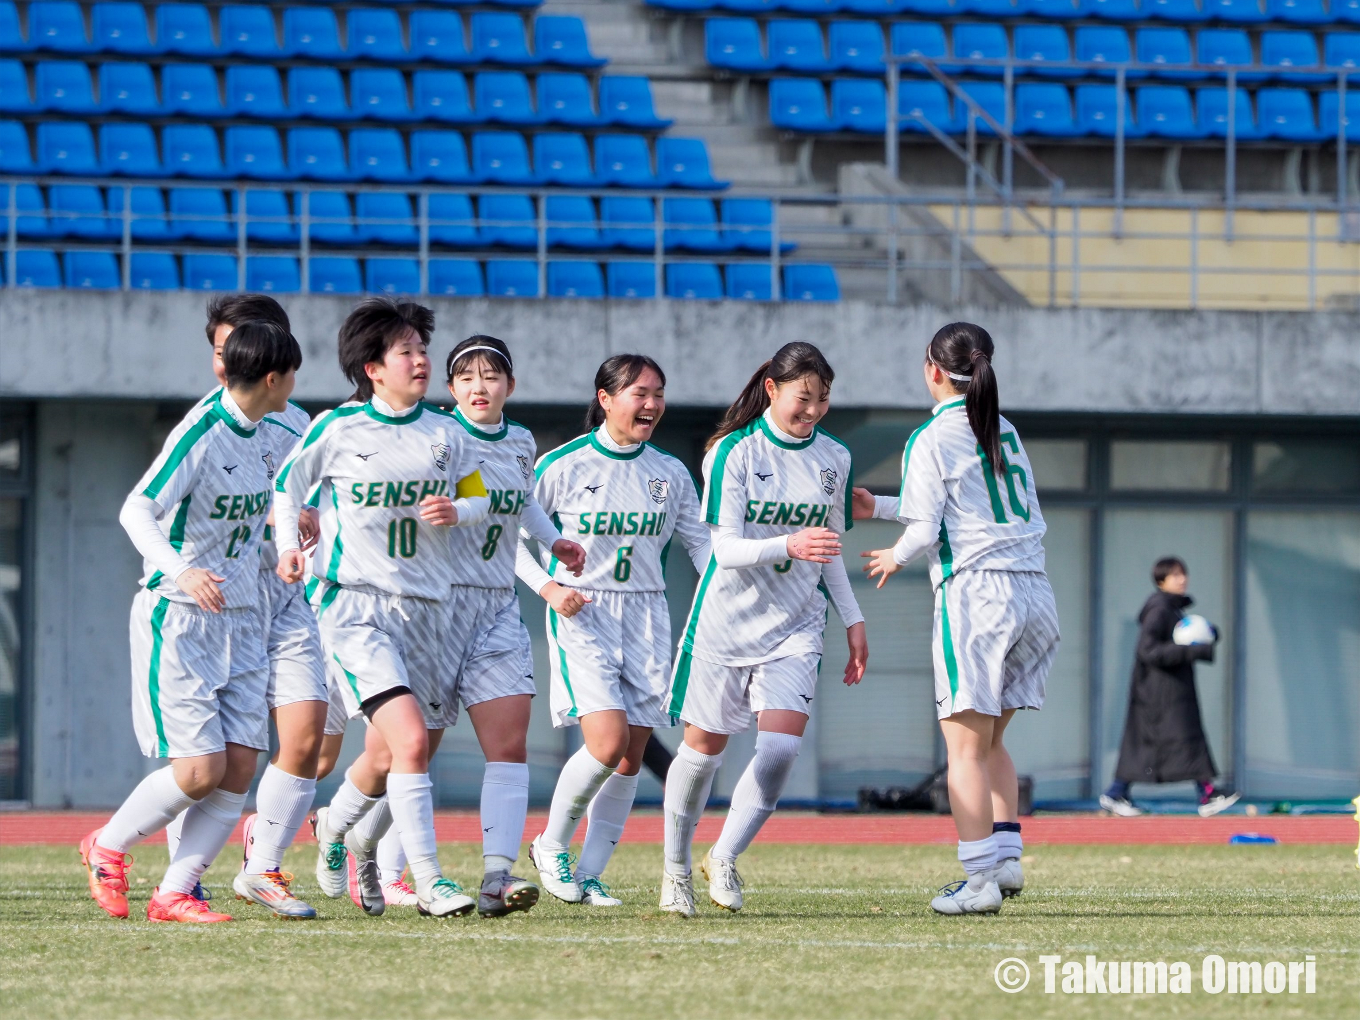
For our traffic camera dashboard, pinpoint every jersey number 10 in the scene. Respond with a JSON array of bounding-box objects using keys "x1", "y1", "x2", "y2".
[{"x1": 387, "y1": 517, "x2": 418, "y2": 558}]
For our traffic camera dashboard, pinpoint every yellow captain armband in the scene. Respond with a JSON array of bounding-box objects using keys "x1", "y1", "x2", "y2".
[{"x1": 455, "y1": 470, "x2": 488, "y2": 499}]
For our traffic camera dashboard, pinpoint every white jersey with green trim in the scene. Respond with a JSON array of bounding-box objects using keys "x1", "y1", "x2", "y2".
[
  {"x1": 529, "y1": 427, "x2": 707, "y2": 592},
  {"x1": 130, "y1": 391, "x2": 273, "y2": 608},
  {"x1": 680, "y1": 413, "x2": 854, "y2": 667},
  {"x1": 274, "y1": 399, "x2": 484, "y2": 601},
  {"x1": 896, "y1": 397, "x2": 1047, "y2": 589}
]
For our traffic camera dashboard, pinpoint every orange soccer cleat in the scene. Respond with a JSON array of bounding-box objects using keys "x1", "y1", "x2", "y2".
[
  {"x1": 146, "y1": 888, "x2": 233, "y2": 923},
  {"x1": 79, "y1": 827, "x2": 132, "y2": 919}
]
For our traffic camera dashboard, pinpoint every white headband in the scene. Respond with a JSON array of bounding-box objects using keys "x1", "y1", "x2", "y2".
[
  {"x1": 455, "y1": 345, "x2": 512, "y2": 370},
  {"x1": 944, "y1": 369, "x2": 972, "y2": 382}
]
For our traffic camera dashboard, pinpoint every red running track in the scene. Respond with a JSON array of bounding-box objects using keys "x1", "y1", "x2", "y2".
[{"x1": 1, "y1": 811, "x2": 1354, "y2": 846}]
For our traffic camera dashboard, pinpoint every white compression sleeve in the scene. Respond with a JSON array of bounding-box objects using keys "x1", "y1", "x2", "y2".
[
  {"x1": 451, "y1": 494, "x2": 490, "y2": 527},
  {"x1": 708, "y1": 523, "x2": 790, "y2": 569},
  {"x1": 519, "y1": 499, "x2": 563, "y2": 549},
  {"x1": 118, "y1": 494, "x2": 192, "y2": 583},
  {"x1": 272, "y1": 486, "x2": 302, "y2": 555},
  {"x1": 893, "y1": 519, "x2": 940, "y2": 566},
  {"x1": 820, "y1": 555, "x2": 864, "y2": 627},
  {"x1": 872, "y1": 495, "x2": 900, "y2": 520},
  {"x1": 514, "y1": 537, "x2": 555, "y2": 595}
]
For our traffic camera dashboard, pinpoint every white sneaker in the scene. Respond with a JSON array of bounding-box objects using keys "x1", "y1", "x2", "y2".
[
  {"x1": 995, "y1": 857, "x2": 1024, "y2": 898},
  {"x1": 1198, "y1": 792, "x2": 1241, "y2": 818},
  {"x1": 528, "y1": 835, "x2": 582, "y2": 904},
  {"x1": 310, "y1": 808, "x2": 348, "y2": 899},
  {"x1": 344, "y1": 831, "x2": 384, "y2": 917},
  {"x1": 382, "y1": 877, "x2": 419, "y2": 907},
  {"x1": 700, "y1": 852, "x2": 743, "y2": 912},
  {"x1": 930, "y1": 871, "x2": 1003, "y2": 915},
  {"x1": 577, "y1": 876, "x2": 622, "y2": 906},
  {"x1": 478, "y1": 872, "x2": 539, "y2": 918},
  {"x1": 417, "y1": 877, "x2": 476, "y2": 918},
  {"x1": 659, "y1": 871, "x2": 696, "y2": 918},
  {"x1": 232, "y1": 868, "x2": 317, "y2": 919},
  {"x1": 1099, "y1": 794, "x2": 1144, "y2": 817}
]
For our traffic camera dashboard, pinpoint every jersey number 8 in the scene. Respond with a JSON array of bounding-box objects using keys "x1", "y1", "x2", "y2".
[
  {"x1": 481, "y1": 524, "x2": 503, "y2": 561},
  {"x1": 387, "y1": 517, "x2": 418, "y2": 558}
]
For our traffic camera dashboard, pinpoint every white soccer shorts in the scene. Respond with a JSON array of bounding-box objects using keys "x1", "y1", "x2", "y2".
[
  {"x1": 322, "y1": 659, "x2": 352, "y2": 737},
  {"x1": 668, "y1": 650, "x2": 822, "y2": 735},
  {"x1": 128, "y1": 589, "x2": 269, "y2": 758},
  {"x1": 545, "y1": 589, "x2": 671, "y2": 729},
  {"x1": 434, "y1": 585, "x2": 536, "y2": 730},
  {"x1": 259, "y1": 569, "x2": 328, "y2": 711},
  {"x1": 933, "y1": 569, "x2": 1059, "y2": 719}
]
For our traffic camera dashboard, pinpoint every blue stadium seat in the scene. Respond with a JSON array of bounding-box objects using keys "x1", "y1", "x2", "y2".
[
  {"x1": 182, "y1": 253, "x2": 239, "y2": 290},
  {"x1": 545, "y1": 194, "x2": 604, "y2": 248},
  {"x1": 219, "y1": 5, "x2": 279, "y2": 58},
  {"x1": 646, "y1": 0, "x2": 720, "y2": 10},
  {"x1": 666, "y1": 262, "x2": 722, "y2": 300},
  {"x1": 722, "y1": 197, "x2": 796, "y2": 253},
  {"x1": 37, "y1": 121, "x2": 98, "y2": 173},
  {"x1": 1257, "y1": 87, "x2": 1323, "y2": 139},
  {"x1": 541, "y1": 73, "x2": 603, "y2": 126},
  {"x1": 475, "y1": 71, "x2": 540, "y2": 124},
  {"x1": 951, "y1": 81, "x2": 1006, "y2": 133},
  {"x1": 49, "y1": 184, "x2": 117, "y2": 238},
  {"x1": 0, "y1": 2, "x2": 27, "y2": 51},
  {"x1": 949, "y1": 23, "x2": 1008, "y2": 78},
  {"x1": 473, "y1": 130, "x2": 537, "y2": 183},
  {"x1": 899, "y1": 80, "x2": 952, "y2": 132},
  {"x1": 782, "y1": 0, "x2": 844, "y2": 14},
  {"x1": 828, "y1": 21, "x2": 885, "y2": 73},
  {"x1": 783, "y1": 263, "x2": 838, "y2": 300},
  {"x1": 130, "y1": 252, "x2": 180, "y2": 290},
  {"x1": 350, "y1": 128, "x2": 411, "y2": 182},
  {"x1": 535, "y1": 15, "x2": 605, "y2": 67},
  {"x1": 411, "y1": 130, "x2": 471, "y2": 182},
  {"x1": 1201, "y1": 0, "x2": 1268, "y2": 23},
  {"x1": 535, "y1": 131, "x2": 595, "y2": 185},
  {"x1": 64, "y1": 250, "x2": 120, "y2": 289},
  {"x1": 1014, "y1": 83, "x2": 1081, "y2": 135},
  {"x1": 959, "y1": 0, "x2": 1019, "y2": 14},
  {"x1": 1197, "y1": 29, "x2": 1260, "y2": 81},
  {"x1": 828, "y1": 79, "x2": 884, "y2": 132},
  {"x1": 303, "y1": 190, "x2": 355, "y2": 243},
  {"x1": 247, "y1": 256, "x2": 300, "y2": 293},
  {"x1": 718, "y1": 0, "x2": 781, "y2": 14},
  {"x1": 890, "y1": 23, "x2": 947, "y2": 70},
  {"x1": 410, "y1": 10, "x2": 472, "y2": 63},
  {"x1": 30, "y1": 2, "x2": 93, "y2": 52},
  {"x1": 99, "y1": 122, "x2": 161, "y2": 175},
  {"x1": 162, "y1": 64, "x2": 224, "y2": 116},
  {"x1": 428, "y1": 191, "x2": 479, "y2": 245},
  {"x1": 348, "y1": 9, "x2": 407, "y2": 62},
  {"x1": 36, "y1": 60, "x2": 98, "y2": 112},
  {"x1": 231, "y1": 188, "x2": 297, "y2": 242},
  {"x1": 595, "y1": 134, "x2": 656, "y2": 186},
  {"x1": 13, "y1": 250, "x2": 62, "y2": 287},
  {"x1": 769, "y1": 79, "x2": 835, "y2": 131},
  {"x1": 352, "y1": 68, "x2": 417, "y2": 121},
  {"x1": 726, "y1": 263, "x2": 773, "y2": 300},
  {"x1": 470, "y1": 13, "x2": 535, "y2": 65},
  {"x1": 600, "y1": 195, "x2": 656, "y2": 248},
  {"x1": 1260, "y1": 31, "x2": 1326, "y2": 83},
  {"x1": 156, "y1": 3, "x2": 217, "y2": 57},
  {"x1": 93, "y1": 3, "x2": 158, "y2": 54},
  {"x1": 768, "y1": 19, "x2": 832, "y2": 72},
  {"x1": 107, "y1": 184, "x2": 174, "y2": 238},
  {"x1": 1079, "y1": 0, "x2": 1139, "y2": 18},
  {"x1": 706, "y1": 19, "x2": 773, "y2": 72},
  {"x1": 1136, "y1": 28, "x2": 1202, "y2": 80},
  {"x1": 288, "y1": 127, "x2": 350, "y2": 180},
  {"x1": 225, "y1": 65, "x2": 286, "y2": 118},
  {"x1": 1075, "y1": 84, "x2": 1144, "y2": 135},
  {"x1": 307, "y1": 256, "x2": 363, "y2": 294},
  {"x1": 365, "y1": 258, "x2": 420, "y2": 294},
  {"x1": 289, "y1": 68, "x2": 350, "y2": 120},
  {"x1": 1318, "y1": 90, "x2": 1360, "y2": 139},
  {"x1": 606, "y1": 261, "x2": 656, "y2": 298},
  {"x1": 1074, "y1": 26, "x2": 1133, "y2": 77},
  {"x1": 1324, "y1": 32, "x2": 1360, "y2": 71},
  {"x1": 0, "y1": 60, "x2": 33, "y2": 111},
  {"x1": 283, "y1": 7, "x2": 342, "y2": 59},
  {"x1": 226, "y1": 125, "x2": 289, "y2": 179},
  {"x1": 656, "y1": 137, "x2": 728, "y2": 188},
  {"x1": 1018, "y1": 0, "x2": 1080, "y2": 16},
  {"x1": 0, "y1": 120, "x2": 34, "y2": 171},
  {"x1": 479, "y1": 193, "x2": 537, "y2": 247},
  {"x1": 9, "y1": 183, "x2": 50, "y2": 237},
  {"x1": 1014, "y1": 25, "x2": 1079, "y2": 79},
  {"x1": 547, "y1": 260, "x2": 604, "y2": 297},
  {"x1": 663, "y1": 197, "x2": 730, "y2": 251},
  {"x1": 897, "y1": 0, "x2": 952, "y2": 15},
  {"x1": 486, "y1": 259, "x2": 539, "y2": 296},
  {"x1": 1195, "y1": 87, "x2": 1261, "y2": 138},
  {"x1": 429, "y1": 258, "x2": 484, "y2": 296},
  {"x1": 413, "y1": 70, "x2": 475, "y2": 123},
  {"x1": 1141, "y1": 0, "x2": 1209, "y2": 20},
  {"x1": 1136, "y1": 85, "x2": 1199, "y2": 137},
  {"x1": 1335, "y1": 0, "x2": 1360, "y2": 23},
  {"x1": 1266, "y1": 0, "x2": 1328, "y2": 23},
  {"x1": 99, "y1": 62, "x2": 158, "y2": 114},
  {"x1": 170, "y1": 187, "x2": 234, "y2": 240}
]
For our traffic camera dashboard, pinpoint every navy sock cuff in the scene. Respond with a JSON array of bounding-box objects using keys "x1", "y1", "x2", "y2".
[{"x1": 992, "y1": 821, "x2": 1021, "y2": 833}]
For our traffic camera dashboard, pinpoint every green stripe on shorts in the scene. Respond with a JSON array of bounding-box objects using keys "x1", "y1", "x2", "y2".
[
  {"x1": 148, "y1": 597, "x2": 170, "y2": 757},
  {"x1": 547, "y1": 608, "x2": 578, "y2": 718},
  {"x1": 332, "y1": 654, "x2": 362, "y2": 703},
  {"x1": 667, "y1": 648, "x2": 694, "y2": 721},
  {"x1": 939, "y1": 579, "x2": 959, "y2": 709}
]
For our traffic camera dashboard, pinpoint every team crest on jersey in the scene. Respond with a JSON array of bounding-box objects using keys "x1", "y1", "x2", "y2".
[
  {"x1": 261, "y1": 450, "x2": 275, "y2": 480},
  {"x1": 820, "y1": 468, "x2": 837, "y2": 495},
  {"x1": 517, "y1": 454, "x2": 532, "y2": 480},
  {"x1": 648, "y1": 478, "x2": 669, "y2": 504},
  {"x1": 431, "y1": 442, "x2": 452, "y2": 471}
]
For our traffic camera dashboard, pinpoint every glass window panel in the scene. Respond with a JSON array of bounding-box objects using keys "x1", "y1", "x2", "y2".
[
  {"x1": 1244, "y1": 511, "x2": 1360, "y2": 799},
  {"x1": 1110, "y1": 441, "x2": 1231, "y2": 492},
  {"x1": 1026, "y1": 439, "x2": 1088, "y2": 493},
  {"x1": 821, "y1": 410, "x2": 930, "y2": 493},
  {"x1": 1252, "y1": 441, "x2": 1360, "y2": 495},
  {"x1": 0, "y1": 498, "x2": 20, "y2": 800}
]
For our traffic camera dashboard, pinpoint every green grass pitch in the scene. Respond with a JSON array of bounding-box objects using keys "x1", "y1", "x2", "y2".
[{"x1": 1, "y1": 841, "x2": 1356, "y2": 1019}]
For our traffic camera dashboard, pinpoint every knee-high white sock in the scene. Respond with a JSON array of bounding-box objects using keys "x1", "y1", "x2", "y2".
[
  {"x1": 160, "y1": 788, "x2": 246, "y2": 895},
  {"x1": 482, "y1": 762, "x2": 530, "y2": 872},
  {"x1": 350, "y1": 796, "x2": 393, "y2": 855},
  {"x1": 958, "y1": 836, "x2": 999, "y2": 876},
  {"x1": 246, "y1": 765, "x2": 317, "y2": 874},
  {"x1": 575, "y1": 770, "x2": 639, "y2": 880},
  {"x1": 325, "y1": 769, "x2": 380, "y2": 837},
  {"x1": 165, "y1": 809, "x2": 186, "y2": 862},
  {"x1": 541, "y1": 746, "x2": 615, "y2": 850},
  {"x1": 385, "y1": 772, "x2": 441, "y2": 897},
  {"x1": 710, "y1": 732, "x2": 801, "y2": 863},
  {"x1": 993, "y1": 822, "x2": 1023, "y2": 862},
  {"x1": 98, "y1": 767, "x2": 196, "y2": 854},
  {"x1": 377, "y1": 825, "x2": 408, "y2": 885},
  {"x1": 663, "y1": 744, "x2": 723, "y2": 877}
]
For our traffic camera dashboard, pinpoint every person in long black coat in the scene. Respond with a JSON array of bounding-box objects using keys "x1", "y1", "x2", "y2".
[{"x1": 1100, "y1": 557, "x2": 1239, "y2": 817}]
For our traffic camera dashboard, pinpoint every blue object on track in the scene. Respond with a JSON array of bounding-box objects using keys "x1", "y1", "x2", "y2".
[{"x1": 1229, "y1": 833, "x2": 1278, "y2": 844}]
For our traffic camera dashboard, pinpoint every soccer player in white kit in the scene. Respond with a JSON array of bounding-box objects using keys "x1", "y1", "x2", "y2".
[
  {"x1": 273, "y1": 297, "x2": 492, "y2": 918},
  {"x1": 857, "y1": 322, "x2": 1058, "y2": 916},
  {"x1": 659, "y1": 342, "x2": 869, "y2": 917},
  {"x1": 518, "y1": 355, "x2": 710, "y2": 906},
  {"x1": 80, "y1": 321, "x2": 302, "y2": 923}
]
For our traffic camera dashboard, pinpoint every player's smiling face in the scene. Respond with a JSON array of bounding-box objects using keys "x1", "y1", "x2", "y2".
[
  {"x1": 366, "y1": 329, "x2": 431, "y2": 411},
  {"x1": 766, "y1": 372, "x2": 830, "y2": 439},
  {"x1": 449, "y1": 354, "x2": 515, "y2": 425},
  {"x1": 600, "y1": 367, "x2": 665, "y2": 446},
  {"x1": 211, "y1": 322, "x2": 232, "y2": 388}
]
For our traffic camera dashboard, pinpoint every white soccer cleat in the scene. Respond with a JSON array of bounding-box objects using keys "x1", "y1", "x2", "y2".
[
  {"x1": 382, "y1": 877, "x2": 420, "y2": 907},
  {"x1": 577, "y1": 876, "x2": 622, "y2": 907},
  {"x1": 344, "y1": 831, "x2": 385, "y2": 917},
  {"x1": 528, "y1": 834, "x2": 583, "y2": 904},
  {"x1": 659, "y1": 871, "x2": 697, "y2": 918},
  {"x1": 1198, "y1": 792, "x2": 1241, "y2": 818},
  {"x1": 700, "y1": 852, "x2": 743, "y2": 913},
  {"x1": 232, "y1": 868, "x2": 318, "y2": 919},
  {"x1": 417, "y1": 877, "x2": 476, "y2": 918},
  {"x1": 930, "y1": 871, "x2": 1003, "y2": 915},
  {"x1": 995, "y1": 857, "x2": 1024, "y2": 898},
  {"x1": 478, "y1": 872, "x2": 540, "y2": 918},
  {"x1": 1099, "y1": 794, "x2": 1144, "y2": 817},
  {"x1": 311, "y1": 808, "x2": 348, "y2": 899}
]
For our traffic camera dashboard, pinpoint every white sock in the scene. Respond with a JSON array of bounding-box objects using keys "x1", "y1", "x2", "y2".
[
  {"x1": 325, "y1": 770, "x2": 380, "y2": 837},
  {"x1": 165, "y1": 809, "x2": 186, "y2": 861},
  {"x1": 663, "y1": 744, "x2": 723, "y2": 877},
  {"x1": 97, "y1": 766, "x2": 195, "y2": 854},
  {"x1": 958, "y1": 836, "x2": 999, "y2": 876},
  {"x1": 246, "y1": 765, "x2": 316, "y2": 874},
  {"x1": 541, "y1": 745, "x2": 615, "y2": 850},
  {"x1": 576, "y1": 770, "x2": 639, "y2": 880},
  {"x1": 160, "y1": 788, "x2": 246, "y2": 895},
  {"x1": 710, "y1": 731, "x2": 801, "y2": 863},
  {"x1": 481, "y1": 761, "x2": 529, "y2": 867},
  {"x1": 386, "y1": 772, "x2": 441, "y2": 896},
  {"x1": 377, "y1": 826, "x2": 408, "y2": 885},
  {"x1": 350, "y1": 796, "x2": 393, "y2": 855},
  {"x1": 993, "y1": 826, "x2": 1023, "y2": 862}
]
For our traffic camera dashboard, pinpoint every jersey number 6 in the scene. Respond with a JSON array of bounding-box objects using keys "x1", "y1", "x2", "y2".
[{"x1": 613, "y1": 545, "x2": 633, "y2": 583}]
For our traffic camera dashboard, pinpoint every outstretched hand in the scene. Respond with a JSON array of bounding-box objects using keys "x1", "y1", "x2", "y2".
[
  {"x1": 851, "y1": 486, "x2": 878, "y2": 521},
  {"x1": 861, "y1": 547, "x2": 901, "y2": 588}
]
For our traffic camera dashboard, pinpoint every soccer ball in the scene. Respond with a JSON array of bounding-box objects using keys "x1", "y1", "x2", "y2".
[{"x1": 1173, "y1": 614, "x2": 1215, "y2": 646}]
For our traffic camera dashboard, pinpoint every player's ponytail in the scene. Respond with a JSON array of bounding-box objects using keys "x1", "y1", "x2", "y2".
[
  {"x1": 927, "y1": 322, "x2": 1002, "y2": 474},
  {"x1": 706, "y1": 342, "x2": 834, "y2": 451},
  {"x1": 584, "y1": 354, "x2": 666, "y2": 432}
]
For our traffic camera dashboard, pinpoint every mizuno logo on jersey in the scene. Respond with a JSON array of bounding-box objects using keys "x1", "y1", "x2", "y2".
[
  {"x1": 584, "y1": 483, "x2": 603, "y2": 494},
  {"x1": 576, "y1": 511, "x2": 667, "y2": 537},
  {"x1": 222, "y1": 464, "x2": 237, "y2": 474},
  {"x1": 355, "y1": 452, "x2": 378, "y2": 461},
  {"x1": 647, "y1": 478, "x2": 669, "y2": 504},
  {"x1": 488, "y1": 489, "x2": 528, "y2": 515},
  {"x1": 208, "y1": 491, "x2": 271, "y2": 520},
  {"x1": 820, "y1": 468, "x2": 838, "y2": 495},
  {"x1": 349, "y1": 479, "x2": 449, "y2": 507},
  {"x1": 744, "y1": 501, "x2": 830, "y2": 527},
  {"x1": 755, "y1": 471, "x2": 773, "y2": 482}
]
